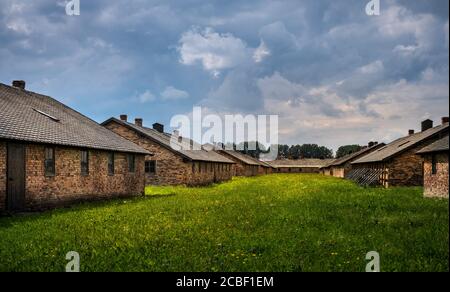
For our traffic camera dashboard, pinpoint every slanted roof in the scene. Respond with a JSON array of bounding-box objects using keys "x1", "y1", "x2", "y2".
[
  {"x1": 0, "y1": 83, "x2": 150, "y2": 154},
  {"x1": 258, "y1": 160, "x2": 276, "y2": 169},
  {"x1": 267, "y1": 159, "x2": 334, "y2": 168},
  {"x1": 353, "y1": 123, "x2": 449, "y2": 164},
  {"x1": 218, "y1": 150, "x2": 262, "y2": 166},
  {"x1": 329, "y1": 143, "x2": 386, "y2": 167},
  {"x1": 102, "y1": 118, "x2": 234, "y2": 163},
  {"x1": 417, "y1": 136, "x2": 449, "y2": 154}
]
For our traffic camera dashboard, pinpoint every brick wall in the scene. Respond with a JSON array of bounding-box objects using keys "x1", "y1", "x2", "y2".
[
  {"x1": 104, "y1": 121, "x2": 233, "y2": 185},
  {"x1": 0, "y1": 142, "x2": 6, "y2": 210},
  {"x1": 330, "y1": 162, "x2": 352, "y2": 178},
  {"x1": 423, "y1": 153, "x2": 449, "y2": 198},
  {"x1": 387, "y1": 147, "x2": 425, "y2": 187},
  {"x1": 330, "y1": 166, "x2": 345, "y2": 178},
  {"x1": 189, "y1": 161, "x2": 234, "y2": 186},
  {"x1": 24, "y1": 144, "x2": 145, "y2": 210},
  {"x1": 277, "y1": 167, "x2": 321, "y2": 173},
  {"x1": 322, "y1": 168, "x2": 331, "y2": 176}
]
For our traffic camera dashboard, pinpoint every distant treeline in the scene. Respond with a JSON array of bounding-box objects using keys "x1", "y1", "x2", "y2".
[{"x1": 216, "y1": 142, "x2": 364, "y2": 160}]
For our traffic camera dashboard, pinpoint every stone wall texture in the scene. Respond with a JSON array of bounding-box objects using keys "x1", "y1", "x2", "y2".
[
  {"x1": 422, "y1": 152, "x2": 449, "y2": 198},
  {"x1": 275, "y1": 167, "x2": 321, "y2": 173},
  {"x1": 104, "y1": 121, "x2": 233, "y2": 186},
  {"x1": 216, "y1": 152, "x2": 258, "y2": 177},
  {"x1": 0, "y1": 141, "x2": 145, "y2": 211},
  {"x1": 0, "y1": 142, "x2": 6, "y2": 210}
]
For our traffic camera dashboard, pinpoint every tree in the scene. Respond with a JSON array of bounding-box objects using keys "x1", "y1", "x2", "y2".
[
  {"x1": 298, "y1": 144, "x2": 333, "y2": 159},
  {"x1": 335, "y1": 145, "x2": 363, "y2": 158}
]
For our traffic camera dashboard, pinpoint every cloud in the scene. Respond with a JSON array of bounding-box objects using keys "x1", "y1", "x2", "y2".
[
  {"x1": 135, "y1": 86, "x2": 190, "y2": 103},
  {"x1": 178, "y1": 27, "x2": 250, "y2": 77},
  {"x1": 136, "y1": 90, "x2": 156, "y2": 103},
  {"x1": 253, "y1": 40, "x2": 270, "y2": 63},
  {"x1": 161, "y1": 86, "x2": 190, "y2": 100},
  {"x1": 0, "y1": 0, "x2": 448, "y2": 150}
]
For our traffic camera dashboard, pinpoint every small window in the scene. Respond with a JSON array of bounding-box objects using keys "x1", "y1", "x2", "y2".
[
  {"x1": 431, "y1": 154, "x2": 437, "y2": 175},
  {"x1": 44, "y1": 147, "x2": 55, "y2": 176},
  {"x1": 128, "y1": 154, "x2": 136, "y2": 173},
  {"x1": 81, "y1": 150, "x2": 89, "y2": 176},
  {"x1": 145, "y1": 160, "x2": 156, "y2": 174},
  {"x1": 192, "y1": 162, "x2": 196, "y2": 174},
  {"x1": 108, "y1": 153, "x2": 115, "y2": 175}
]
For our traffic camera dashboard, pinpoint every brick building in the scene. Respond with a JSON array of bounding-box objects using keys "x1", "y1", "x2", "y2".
[
  {"x1": 417, "y1": 136, "x2": 449, "y2": 198},
  {"x1": 322, "y1": 142, "x2": 385, "y2": 178},
  {"x1": 215, "y1": 150, "x2": 262, "y2": 176},
  {"x1": 268, "y1": 159, "x2": 333, "y2": 173},
  {"x1": 0, "y1": 81, "x2": 150, "y2": 211},
  {"x1": 351, "y1": 118, "x2": 449, "y2": 187},
  {"x1": 258, "y1": 160, "x2": 275, "y2": 175},
  {"x1": 102, "y1": 117, "x2": 235, "y2": 186}
]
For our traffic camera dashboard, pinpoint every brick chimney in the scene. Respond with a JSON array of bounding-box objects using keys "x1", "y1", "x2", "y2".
[
  {"x1": 442, "y1": 117, "x2": 449, "y2": 125},
  {"x1": 408, "y1": 129, "x2": 415, "y2": 135},
  {"x1": 421, "y1": 119, "x2": 433, "y2": 132},
  {"x1": 135, "y1": 118, "x2": 143, "y2": 127},
  {"x1": 153, "y1": 123, "x2": 164, "y2": 133},
  {"x1": 12, "y1": 80, "x2": 26, "y2": 89},
  {"x1": 120, "y1": 114, "x2": 128, "y2": 122}
]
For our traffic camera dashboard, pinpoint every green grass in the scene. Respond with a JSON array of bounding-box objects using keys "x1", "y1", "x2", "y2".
[{"x1": 0, "y1": 174, "x2": 448, "y2": 272}]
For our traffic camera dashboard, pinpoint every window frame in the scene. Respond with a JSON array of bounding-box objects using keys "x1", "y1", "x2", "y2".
[
  {"x1": 128, "y1": 154, "x2": 136, "y2": 173},
  {"x1": 80, "y1": 150, "x2": 89, "y2": 176},
  {"x1": 431, "y1": 154, "x2": 438, "y2": 175},
  {"x1": 145, "y1": 160, "x2": 156, "y2": 174},
  {"x1": 108, "y1": 152, "x2": 115, "y2": 176},
  {"x1": 44, "y1": 147, "x2": 56, "y2": 177}
]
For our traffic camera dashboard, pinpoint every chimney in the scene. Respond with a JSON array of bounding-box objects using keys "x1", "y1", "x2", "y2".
[
  {"x1": 120, "y1": 115, "x2": 128, "y2": 122},
  {"x1": 421, "y1": 119, "x2": 433, "y2": 132},
  {"x1": 368, "y1": 142, "x2": 375, "y2": 147},
  {"x1": 12, "y1": 80, "x2": 26, "y2": 90},
  {"x1": 153, "y1": 123, "x2": 164, "y2": 133},
  {"x1": 442, "y1": 117, "x2": 449, "y2": 125},
  {"x1": 408, "y1": 129, "x2": 415, "y2": 135},
  {"x1": 135, "y1": 118, "x2": 143, "y2": 127}
]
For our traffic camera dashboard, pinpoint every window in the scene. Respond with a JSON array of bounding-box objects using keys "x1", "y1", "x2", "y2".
[
  {"x1": 431, "y1": 154, "x2": 437, "y2": 175},
  {"x1": 192, "y1": 162, "x2": 196, "y2": 174},
  {"x1": 128, "y1": 154, "x2": 136, "y2": 173},
  {"x1": 145, "y1": 160, "x2": 156, "y2": 174},
  {"x1": 44, "y1": 147, "x2": 55, "y2": 176},
  {"x1": 108, "y1": 153, "x2": 115, "y2": 175},
  {"x1": 81, "y1": 150, "x2": 89, "y2": 176}
]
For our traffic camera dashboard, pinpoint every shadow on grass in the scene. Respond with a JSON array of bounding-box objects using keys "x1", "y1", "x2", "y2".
[{"x1": 0, "y1": 193, "x2": 178, "y2": 227}]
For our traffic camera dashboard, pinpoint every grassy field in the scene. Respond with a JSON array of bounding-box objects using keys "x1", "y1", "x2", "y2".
[{"x1": 0, "y1": 174, "x2": 448, "y2": 272}]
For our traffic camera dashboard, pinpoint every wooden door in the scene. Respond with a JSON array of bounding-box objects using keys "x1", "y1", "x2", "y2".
[{"x1": 7, "y1": 143, "x2": 26, "y2": 211}]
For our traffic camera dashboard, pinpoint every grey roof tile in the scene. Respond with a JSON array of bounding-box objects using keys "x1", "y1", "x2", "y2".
[
  {"x1": 417, "y1": 136, "x2": 449, "y2": 154},
  {"x1": 329, "y1": 143, "x2": 386, "y2": 167},
  {"x1": 0, "y1": 83, "x2": 150, "y2": 154},
  {"x1": 102, "y1": 118, "x2": 234, "y2": 163},
  {"x1": 352, "y1": 123, "x2": 449, "y2": 164}
]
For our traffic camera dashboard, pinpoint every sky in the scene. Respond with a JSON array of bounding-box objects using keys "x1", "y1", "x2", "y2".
[{"x1": 0, "y1": 0, "x2": 449, "y2": 152}]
